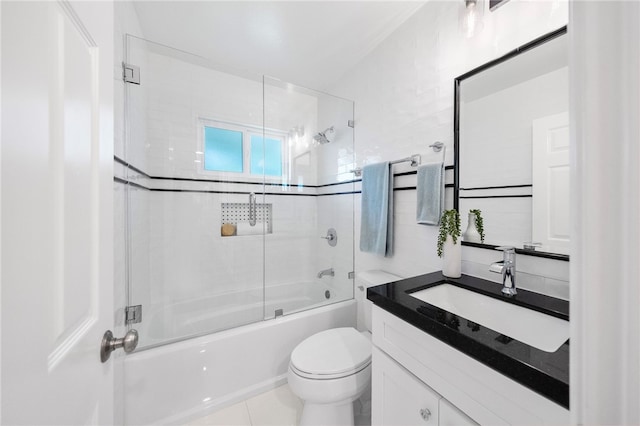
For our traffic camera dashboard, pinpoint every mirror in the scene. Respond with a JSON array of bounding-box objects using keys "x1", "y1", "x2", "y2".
[{"x1": 454, "y1": 27, "x2": 569, "y2": 259}]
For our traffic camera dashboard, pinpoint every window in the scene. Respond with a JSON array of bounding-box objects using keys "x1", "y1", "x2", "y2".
[
  {"x1": 202, "y1": 121, "x2": 284, "y2": 178},
  {"x1": 250, "y1": 134, "x2": 282, "y2": 176},
  {"x1": 204, "y1": 127, "x2": 243, "y2": 173}
]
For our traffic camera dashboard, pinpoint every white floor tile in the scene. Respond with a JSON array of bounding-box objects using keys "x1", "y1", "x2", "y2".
[
  {"x1": 245, "y1": 384, "x2": 303, "y2": 426},
  {"x1": 185, "y1": 401, "x2": 252, "y2": 426}
]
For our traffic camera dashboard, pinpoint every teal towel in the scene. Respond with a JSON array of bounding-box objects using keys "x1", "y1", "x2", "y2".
[
  {"x1": 416, "y1": 162, "x2": 444, "y2": 225},
  {"x1": 360, "y1": 162, "x2": 394, "y2": 257}
]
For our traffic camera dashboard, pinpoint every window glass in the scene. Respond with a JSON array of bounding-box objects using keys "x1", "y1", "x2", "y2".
[
  {"x1": 204, "y1": 126, "x2": 243, "y2": 172},
  {"x1": 250, "y1": 135, "x2": 282, "y2": 176}
]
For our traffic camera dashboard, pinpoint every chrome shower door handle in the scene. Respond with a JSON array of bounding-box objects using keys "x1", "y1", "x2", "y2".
[
  {"x1": 100, "y1": 329, "x2": 138, "y2": 363},
  {"x1": 249, "y1": 192, "x2": 256, "y2": 226}
]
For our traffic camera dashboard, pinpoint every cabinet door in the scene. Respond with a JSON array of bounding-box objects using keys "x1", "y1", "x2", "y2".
[
  {"x1": 373, "y1": 346, "x2": 441, "y2": 425},
  {"x1": 440, "y1": 399, "x2": 479, "y2": 426}
]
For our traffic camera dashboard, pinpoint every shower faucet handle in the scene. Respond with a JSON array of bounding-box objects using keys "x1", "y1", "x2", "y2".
[{"x1": 321, "y1": 228, "x2": 338, "y2": 247}]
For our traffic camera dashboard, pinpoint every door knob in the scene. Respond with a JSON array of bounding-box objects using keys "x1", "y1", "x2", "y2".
[{"x1": 100, "y1": 329, "x2": 138, "y2": 363}]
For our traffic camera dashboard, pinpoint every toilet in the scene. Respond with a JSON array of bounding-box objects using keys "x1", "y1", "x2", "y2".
[{"x1": 288, "y1": 270, "x2": 401, "y2": 426}]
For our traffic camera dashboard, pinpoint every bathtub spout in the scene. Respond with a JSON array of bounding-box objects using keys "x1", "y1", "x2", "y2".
[{"x1": 317, "y1": 268, "x2": 335, "y2": 279}]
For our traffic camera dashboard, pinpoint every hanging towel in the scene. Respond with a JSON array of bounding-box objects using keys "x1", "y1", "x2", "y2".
[
  {"x1": 416, "y1": 162, "x2": 444, "y2": 225},
  {"x1": 360, "y1": 162, "x2": 394, "y2": 257}
]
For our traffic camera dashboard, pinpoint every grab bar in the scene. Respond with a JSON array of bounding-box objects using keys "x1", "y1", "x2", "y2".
[{"x1": 249, "y1": 192, "x2": 257, "y2": 226}]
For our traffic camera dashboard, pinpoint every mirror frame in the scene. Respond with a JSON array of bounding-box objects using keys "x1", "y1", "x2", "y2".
[{"x1": 453, "y1": 26, "x2": 569, "y2": 261}]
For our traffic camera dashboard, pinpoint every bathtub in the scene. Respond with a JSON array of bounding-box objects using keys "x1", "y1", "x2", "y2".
[
  {"x1": 123, "y1": 293, "x2": 355, "y2": 425},
  {"x1": 138, "y1": 281, "x2": 347, "y2": 348}
]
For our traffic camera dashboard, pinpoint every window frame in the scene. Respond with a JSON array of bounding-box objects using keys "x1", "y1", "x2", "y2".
[{"x1": 198, "y1": 118, "x2": 287, "y2": 181}]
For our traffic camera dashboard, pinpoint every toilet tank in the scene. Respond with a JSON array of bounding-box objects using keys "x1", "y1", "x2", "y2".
[{"x1": 356, "y1": 270, "x2": 402, "y2": 332}]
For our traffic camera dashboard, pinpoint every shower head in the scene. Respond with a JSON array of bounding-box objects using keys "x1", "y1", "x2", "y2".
[{"x1": 313, "y1": 126, "x2": 335, "y2": 145}]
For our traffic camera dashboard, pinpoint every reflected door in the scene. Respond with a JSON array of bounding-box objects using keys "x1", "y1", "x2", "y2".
[{"x1": 532, "y1": 112, "x2": 570, "y2": 254}]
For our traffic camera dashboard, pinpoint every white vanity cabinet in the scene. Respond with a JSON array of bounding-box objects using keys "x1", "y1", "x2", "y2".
[
  {"x1": 373, "y1": 346, "x2": 477, "y2": 426},
  {"x1": 371, "y1": 306, "x2": 570, "y2": 425}
]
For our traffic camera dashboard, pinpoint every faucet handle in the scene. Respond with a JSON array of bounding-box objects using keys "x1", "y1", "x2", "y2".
[
  {"x1": 523, "y1": 242, "x2": 542, "y2": 250},
  {"x1": 495, "y1": 246, "x2": 516, "y2": 265}
]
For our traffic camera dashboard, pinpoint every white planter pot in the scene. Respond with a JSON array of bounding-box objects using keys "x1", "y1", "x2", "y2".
[
  {"x1": 463, "y1": 212, "x2": 482, "y2": 243},
  {"x1": 442, "y1": 235, "x2": 462, "y2": 278}
]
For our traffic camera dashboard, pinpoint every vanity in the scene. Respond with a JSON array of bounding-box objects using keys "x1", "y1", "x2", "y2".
[
  {"x1": 367, "y1": 272, "x2": 569, "y2": 425},
  {"x1": 364, "y1": 24, "x2": 571, "y2": 425}
]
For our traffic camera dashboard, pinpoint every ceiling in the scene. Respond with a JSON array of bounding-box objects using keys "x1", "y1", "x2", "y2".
[{"x1": 133, "y1": 1, "x2": 426, "y2": 90}]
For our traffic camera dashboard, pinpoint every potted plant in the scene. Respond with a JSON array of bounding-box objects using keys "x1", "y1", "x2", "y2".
[
  {"x1": 437, "y1": 209, "x2": 462, "y2": 278},
  {"x1": 463, "y1": 209, "x2": 485, "y2": 243}
]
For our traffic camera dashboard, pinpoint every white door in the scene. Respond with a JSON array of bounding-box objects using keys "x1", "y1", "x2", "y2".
[
  {"x1": 532, "y1": 111, "x2": 570, "y2": 254},
  {"x1": 1, "y1": 1, "x2": 114, "y2": 424}
]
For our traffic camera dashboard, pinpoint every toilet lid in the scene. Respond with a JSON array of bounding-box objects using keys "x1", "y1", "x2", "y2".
[{"x1": 290, "y1": 328, "x2": 371, "y2": 378}]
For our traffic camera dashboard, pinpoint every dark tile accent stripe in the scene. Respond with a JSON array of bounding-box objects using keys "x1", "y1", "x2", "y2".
[
  {"x1": 114, "y1": 176, "x2": 455, "y2": 197},
  {"x1": 113, "y1": 176, "x2": 319, "y2": 196},
  {"x1": 460, "y1": 184, "x2": 532, "y2": 191},
  {"x1": 395, "y1": 184, "x2": 455, "y2": 192},
  {"x1": 318, "y1": 179, "x2": 360, "y2": 187},
  {"x1": 114, "y1": 155, "x2": 319, "y2": 188},
  {"x1": 113, "y1": 176, "x2": 150, "y2": 191},
  {"x1": 114, "y1": 155, "x2": 452, "y2": 190},
  {"x1": 460, "y1": 195, "x2": 532, "y2": 199},
  {"x1": 114, "y1": 156, "x2": 150, "y2": 179},
  {"x1": 317, "y1": 191, "x2": 361, "y2": 196}
]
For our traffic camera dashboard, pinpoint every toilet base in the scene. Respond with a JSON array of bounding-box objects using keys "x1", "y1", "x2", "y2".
[{"x1": 300, "y1": 400, "x2": 355, "y2": 426}]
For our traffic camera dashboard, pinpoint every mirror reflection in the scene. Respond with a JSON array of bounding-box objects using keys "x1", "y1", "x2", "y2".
[{"x1": 455, "y1": 28, "x2": 569, "y2": 257}]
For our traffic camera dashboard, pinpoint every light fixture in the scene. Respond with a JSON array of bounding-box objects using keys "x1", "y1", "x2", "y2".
[{"x1": 460, "y1": 0, "x2": 484, "y2": 38}]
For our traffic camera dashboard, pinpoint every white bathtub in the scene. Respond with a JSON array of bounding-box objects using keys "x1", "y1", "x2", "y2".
[
  {"x1": 123, "y1": 296, "x2": 355, "y2": 425},
  {"x1": 139, "y1": 281, "x2": 345, "y2": 348}
]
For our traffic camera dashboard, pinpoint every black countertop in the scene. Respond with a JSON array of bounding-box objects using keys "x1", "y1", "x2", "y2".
[{"x1": 367, "y1": 272, "x2": 569, "y2": 409}]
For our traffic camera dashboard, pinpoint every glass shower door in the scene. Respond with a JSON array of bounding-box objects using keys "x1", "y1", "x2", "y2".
[
  {"x1": 123, "y1": 36, "x2": 267, "y2": 349},
  {"x1": 262, "y1": 77, "x2": 356, "y2": 318}
]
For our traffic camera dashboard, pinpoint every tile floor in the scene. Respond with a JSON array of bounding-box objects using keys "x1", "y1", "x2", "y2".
[
  {"x1": 184, "y1": 384, "x2": 303, "y2": 426},
  {"x1": 183, "y1": 383, "x2": 371, "y2": 426}
]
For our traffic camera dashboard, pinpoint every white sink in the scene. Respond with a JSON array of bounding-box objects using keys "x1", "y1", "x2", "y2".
[{"x1": 409, "y1": 284, "x2": 569, "y2": 352}]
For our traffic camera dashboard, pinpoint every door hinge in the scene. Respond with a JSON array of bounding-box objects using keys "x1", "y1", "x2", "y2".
[
  {"x1": 123, "y1": 63, "x2": 140, "y2": 85},
  {"x1": 348, "y1": 120, "x2": 355, "y2": 128},
  {"x1": 348, "y1": 271, "x2": 355, "y2": 279},
  {"x1": 125, "y1": 305, "x2": 142, "y2": 325}
]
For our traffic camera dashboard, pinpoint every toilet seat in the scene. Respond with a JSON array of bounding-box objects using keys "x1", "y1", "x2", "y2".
[{"x1": 290, "y1": 327, "x2": 371, "y2": 380}]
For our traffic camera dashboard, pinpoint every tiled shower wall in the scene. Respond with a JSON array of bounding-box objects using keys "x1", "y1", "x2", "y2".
[
  {"x1": 115, "y1": 7, "x2": 356, "y2": 339},
  {"x1": 330, "y1": 0, "x2": 570, "y2": 299}
]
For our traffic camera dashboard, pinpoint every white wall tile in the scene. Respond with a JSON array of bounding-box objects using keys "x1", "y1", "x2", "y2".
[{"x1": 330, "y1": 0, "x2": 569, "y2": 297}]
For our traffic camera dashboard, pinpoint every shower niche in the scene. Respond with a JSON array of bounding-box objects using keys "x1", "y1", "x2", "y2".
[
  {"x1": 120, "y1": 35, "x2": 356, "y2": 350},
  {"x1": 220, "y1": 202, "x2": 273, "y2": 236}
]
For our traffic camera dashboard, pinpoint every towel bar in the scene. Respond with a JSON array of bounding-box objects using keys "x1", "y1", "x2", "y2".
[{"x1": 350, "y1": 142, "x2": 445, "y2": 177}]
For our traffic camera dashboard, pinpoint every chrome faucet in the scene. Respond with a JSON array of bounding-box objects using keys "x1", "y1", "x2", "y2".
[
  {"x1": 317, "y1": 268, "x2": 335, "y2": 279},
  {"x1": 490, "y1": 246, "x2": 517, "y2": 296}
]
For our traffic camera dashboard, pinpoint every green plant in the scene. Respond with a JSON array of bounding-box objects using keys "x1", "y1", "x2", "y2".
[
  {"x1": 437, "y1": 209, "x2": 461, "y2": 257},
  {"x1": 469, "y1": 209, "x2": 485, "y2": 243}
]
